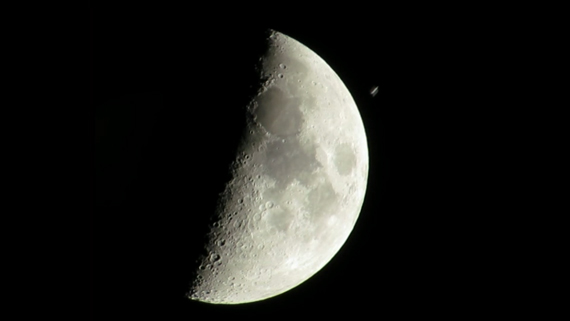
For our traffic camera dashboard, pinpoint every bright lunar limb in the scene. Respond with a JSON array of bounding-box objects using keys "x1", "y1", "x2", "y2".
[{"x1": 188, "y1": 29, "x2": 369, "y2": 304}]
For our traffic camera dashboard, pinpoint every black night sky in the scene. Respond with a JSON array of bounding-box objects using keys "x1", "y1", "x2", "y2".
[{"x1": 91, "y1": 3, "x2": 514, "y2": 319}]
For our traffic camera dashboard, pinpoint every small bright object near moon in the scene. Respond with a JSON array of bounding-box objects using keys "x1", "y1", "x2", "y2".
[
  {"x1": 188, "y1": 30, "x2": 369, "y2": 304},
  {"x1": 370, "y1": 86, "x2": 379, "y2": 97}
]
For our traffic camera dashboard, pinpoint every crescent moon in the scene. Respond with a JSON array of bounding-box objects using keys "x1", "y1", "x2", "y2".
[{"x1": 188, "y1": 30, "x2": 368, "y2": 304}]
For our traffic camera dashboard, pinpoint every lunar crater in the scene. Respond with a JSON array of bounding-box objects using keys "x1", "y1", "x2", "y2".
[{"x1": 264, "y1": 206, "x2": 294, "y2": 233}]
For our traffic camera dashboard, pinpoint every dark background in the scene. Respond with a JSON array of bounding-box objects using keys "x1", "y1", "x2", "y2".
[{"x1": 91, "y1": 3, "x2": 518, "y2": 319}]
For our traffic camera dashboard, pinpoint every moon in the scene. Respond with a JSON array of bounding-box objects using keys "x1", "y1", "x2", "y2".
[{"x1": 188, "y1": 30, "x2": 368, "y2": 304}]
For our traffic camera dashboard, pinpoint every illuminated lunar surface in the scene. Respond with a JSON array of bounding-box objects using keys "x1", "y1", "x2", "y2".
[{"x1": 188, "y1": 30, "x2": 368, "y2": 304}]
